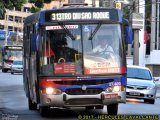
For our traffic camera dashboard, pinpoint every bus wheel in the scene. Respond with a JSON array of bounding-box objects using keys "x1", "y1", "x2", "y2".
[
  {"x1": 40, "y1": 106, "x2": 50, "y2": 117},
  {"x1": 95, "y1": 105, "x2": 104, "y2": 109},
  {"x1": 107, "y1": 103, "x2": 118, "y2": 115},
  {"x1": 28, "y1": 98, "x2": 37, "y2": 110},
  {"x1": 2, "y1": 69, "x2": 7, "y2": 72},
  {"x1": 86, "y1": 106, "x2": 94, "y2": 110}
]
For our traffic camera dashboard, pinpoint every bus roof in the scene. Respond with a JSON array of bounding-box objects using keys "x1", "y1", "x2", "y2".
[{"x1": 24, "y1": 7, "x2": 123, "y2": 25}]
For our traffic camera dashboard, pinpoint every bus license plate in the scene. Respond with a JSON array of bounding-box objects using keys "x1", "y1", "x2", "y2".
[
  {"x1": 129, "y1": 92, "x2": 140, "y2": 96},
  {"x1": 104, "y1": 94, "x2": 118, "y2": 99}
]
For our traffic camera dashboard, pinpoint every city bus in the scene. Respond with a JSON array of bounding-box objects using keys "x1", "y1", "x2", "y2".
[
  {"x1": 23, "y1": 4, "x2": 132, "y2": 116},
  {"x1": 1, "y1": 45, "x2": 23, "y2": 72}
]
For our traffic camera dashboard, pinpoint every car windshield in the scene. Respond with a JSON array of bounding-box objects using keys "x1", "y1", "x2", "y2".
[
  {"x1": 127, "y1": 67, "x2": 152, "y2": 80},
  {"x1": 13, "y1": 61, "x2": 23, "y2": 65}
]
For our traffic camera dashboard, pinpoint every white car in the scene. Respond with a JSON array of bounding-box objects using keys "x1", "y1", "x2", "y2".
[
  {"x1": 126, "y1": 65, "x2": 157, "y2": 104},
  {"x1": 11, "y1": 60, "x2": 23, "y2": 74}
]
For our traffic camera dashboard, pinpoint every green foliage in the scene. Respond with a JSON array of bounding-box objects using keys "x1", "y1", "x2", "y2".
[
  {"x1": 10, "y1": 35, "x2": 16, "y2": 42},
  {"x1": 29, "y1": 0, "x2": 37, "y2": 3},
  {"x1": 0, "y1": 0, "x2": 27, "y2": 18},
  {"x1": 145, "y1": 0, "x2": 151, "y2": 19},
  {"x1": 145, "y1": 1, "x2": 152, "y2": 33},
  {"x1": 35, "y1": 0, "x2": 44, "y2": 8},
  {"x1": 0, "y1": 1, "x2": 5, "y2": 19},
  {"x1": 29, "y1": 0, "x2": 52, "y2": 12},
  {"x1": 123, "y1": 7, "x2": 130, "y2": 20},
  {"x1": 31, "y1": 6, "x2": 41, "y2": 13},
  {"x1": 44, "y1": 0, "x2": 52, "y2": 3}
]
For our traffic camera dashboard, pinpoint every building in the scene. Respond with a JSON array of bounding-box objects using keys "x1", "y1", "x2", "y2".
[
  {"x1": 0, "y1": 3, "x2": 32, "y2": 45},
  {"x1": 0, "y1": 3, "x2": 32, "y2": 33},
  {"x1": 43, "y1": 0, "x2": 68, "y2": 9}
]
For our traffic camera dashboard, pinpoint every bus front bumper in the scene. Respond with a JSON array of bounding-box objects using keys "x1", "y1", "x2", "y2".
[{"x1": 39, "y1": 91, "x2": 126, "y2": 107}]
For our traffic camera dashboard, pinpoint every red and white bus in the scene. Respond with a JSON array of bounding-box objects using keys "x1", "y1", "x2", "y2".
[{"x1": 1, "y1": 45, "x2": 23, "y2": 72}]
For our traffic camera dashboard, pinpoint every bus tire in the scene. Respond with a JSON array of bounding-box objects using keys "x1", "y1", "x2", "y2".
[
  {"x1": 28, "y1": 98, "x2": 37, "y2": 110},
  {"x1": 95, "y1": 105, "x2": 104, "y2": 109},
  {"x1": 107, "y1": 103, "x2": 118, "y2": 115},
  {"x1": 40, "y1": 106, "x2": 50, "y2": 117},
  {"x1": 149, "y1": 99, "x2": 155, "y2": 104},
  {"x1": 86, "y1": 106, "x2": 94, "y2": 110},
  {"x1": 2, "y1": 69, "x2": 7, "y2": 72}
]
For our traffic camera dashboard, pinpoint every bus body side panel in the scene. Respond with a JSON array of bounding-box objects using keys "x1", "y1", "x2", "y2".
[{"x1": 29, "y1": 54, "x2": 38, "y2": 103}]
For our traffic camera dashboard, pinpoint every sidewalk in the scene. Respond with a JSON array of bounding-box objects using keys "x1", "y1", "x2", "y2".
[{"x1": 156, "y1": 90, "x2": 160, "y2": 99}]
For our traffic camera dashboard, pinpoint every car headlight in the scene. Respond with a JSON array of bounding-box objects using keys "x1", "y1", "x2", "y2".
[{"x1": 147, "y1": 85, "x2": 155, "y2": 90}]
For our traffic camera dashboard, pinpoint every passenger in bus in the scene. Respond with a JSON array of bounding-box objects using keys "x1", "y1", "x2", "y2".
[
  {"x1": 44, "y1": 46, "x2": 55, "y2": 63},
  {"x1": 56, "y1": 35, "x2": 75, "y2": 63},
  {"x1": 7, "y1": 55, "x2": 12, "y2": 60},
  {"x1": 92, "y1": 37, "x2": 114, "y2": 58}
]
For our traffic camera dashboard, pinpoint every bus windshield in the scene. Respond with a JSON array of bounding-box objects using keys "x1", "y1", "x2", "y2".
[
  {"x1": 41, "y1": 24, "x2": 123, "y2": 75},
  {"x1": 4, "y1": 49, "x2": 22, "y2": 61},
  {"x1": 4, "y1": 50, "x2": 22, "y2": 60}
]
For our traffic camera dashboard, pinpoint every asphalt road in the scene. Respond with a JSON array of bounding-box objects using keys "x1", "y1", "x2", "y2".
[{"x1": 0, "y1": 71, "x2": 160, "y2": 120}]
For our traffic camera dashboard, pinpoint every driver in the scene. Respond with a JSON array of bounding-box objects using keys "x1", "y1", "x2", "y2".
[{"x1": 93, "y1": 37, "x2": 114, "y2": 55}]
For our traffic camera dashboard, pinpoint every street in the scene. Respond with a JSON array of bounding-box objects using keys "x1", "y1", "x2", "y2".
[{"x1": 0, "y1": 71, "x2": 160, "y2": 120}]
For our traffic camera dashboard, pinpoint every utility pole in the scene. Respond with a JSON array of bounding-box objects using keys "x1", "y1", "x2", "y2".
[
  {"x1": 16, "y1": 18, "x2": 20, "y2": 45},
  {"x1": 157, "y1": 0, "x2": 160, "y2": 49},
  {"x1": 139, "y1": 0, "x2": 145, "y2": 66},
  {"x1": 150, "y1": 0, "x2": 156, "y2": 51},
  {"x1": 92, "y1": 0, "x2": 95, "y2": 7},
  {"x1": 133, "y1": 0, "x2": 139, "y2": 65},
  {"x1": 5, "y1": 14, "x2": 8, "y2": 46}
]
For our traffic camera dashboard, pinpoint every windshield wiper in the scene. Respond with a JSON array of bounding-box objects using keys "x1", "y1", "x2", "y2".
[
  {"x1": 58, "y1": 22, "x2": 75, "y2": 40},
  {"x1": 88, "y1": 23, "x2": 102, "y2": 40}
]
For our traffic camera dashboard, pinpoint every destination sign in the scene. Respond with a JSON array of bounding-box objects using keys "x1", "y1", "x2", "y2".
[
  {"x1": 6, "y1": 46, "x2": 22, "y2": 50},
  {"x1": 51, "y1": 12, "x2": 110, "y2": 21},
  {"x1": 44, "y1": 9, "x2": 120, "y2": 23}
]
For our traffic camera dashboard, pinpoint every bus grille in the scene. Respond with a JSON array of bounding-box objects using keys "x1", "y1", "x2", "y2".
[
  {"x1": 54, "y1": 79, "x2": 113, "y2": 85},
  {"x1": 65, "y1": 88, "x2": 103, "y2": 95},
  {"x1": 65, "y1": 98, "x2": 102, "y2": 106}
]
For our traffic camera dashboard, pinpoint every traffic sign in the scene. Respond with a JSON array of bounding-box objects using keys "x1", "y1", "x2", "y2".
[
  {"x1": 116, "y1": 0, "x2": 130, "y2": 4},
  {"x1": 132, "y1": 13, "x2": 144, "y2": 29},
  {"x1": 115, "y1": 2, "x2": 122, "y2": 9}
]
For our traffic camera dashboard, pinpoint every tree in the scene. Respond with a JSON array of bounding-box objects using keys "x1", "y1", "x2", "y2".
[
  {"x1": 0, "y1": 0, "x2": 27, "y2": 19},
  {"x1": 29, "y1": 0, "x2": 52, "y2": 13}
]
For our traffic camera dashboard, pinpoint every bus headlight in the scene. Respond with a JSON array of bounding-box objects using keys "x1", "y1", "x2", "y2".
[
  {"x1": 113, "y1": 86, "x2": 121, "y2": 92},
  {"x1": 45, "y1": 87, "x2": 62, "y2": 95},
  {"x1": 106, "y1": 86, "x2": 121, "y2": 92}
]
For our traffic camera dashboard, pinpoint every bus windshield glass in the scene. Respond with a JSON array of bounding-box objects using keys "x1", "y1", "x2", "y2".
[
  {"x1": 41, "y1": 23, "x2": 122, "y2": 75},
  {"x1": 3, "y1": 47, "x2": 23, "y2": 61}
]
